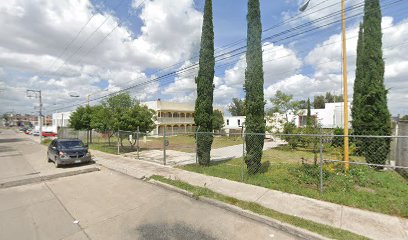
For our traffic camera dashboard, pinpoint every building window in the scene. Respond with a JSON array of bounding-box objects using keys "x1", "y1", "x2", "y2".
[
  {"x1": 238, "y1": 119, "x2": 241, "y2": 126},
  {"x1": 226, "y1": 119, "x2": 229, "y2": 126}
]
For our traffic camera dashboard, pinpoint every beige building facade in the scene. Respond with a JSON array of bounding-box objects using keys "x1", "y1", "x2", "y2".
[{"x1": 143, "y1": 100, "x2": 196, "y2": 135}]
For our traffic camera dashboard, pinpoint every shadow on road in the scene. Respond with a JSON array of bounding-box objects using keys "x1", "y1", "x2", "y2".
[
  {"x1": 56, "y1": 160, "x2": 96, "y2": 169},
  {"x1": 137, "y1": 222, "x2": 217, "y2": 240},
  {"x1": 0, "y1": 138, "x2": 27, "y2": 143}
]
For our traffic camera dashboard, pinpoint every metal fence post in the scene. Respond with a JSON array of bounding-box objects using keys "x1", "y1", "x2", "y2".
[
  {"x1": 195, "y1": 126, "x2": 200, "y2": 165},
  {"x1": 117, "y1": 129, "x2": 120, "y2": 155},
  {"x1": 319, "y1": 134, "x2": 324, "y2": 194},
  {"x1": 241, "y1": 131, "x2": 245, "y2": 182},
  {"x1": 163, "y1": 127, "x2": 166, "y2": 165},
  {"x1": 136, "y1": 126, "x2": 140, "y2": 160}
]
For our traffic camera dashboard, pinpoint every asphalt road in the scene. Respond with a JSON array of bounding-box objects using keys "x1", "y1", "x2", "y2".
[{"x1": 0, "y1": 128, "x2": 300, "y2": 240}]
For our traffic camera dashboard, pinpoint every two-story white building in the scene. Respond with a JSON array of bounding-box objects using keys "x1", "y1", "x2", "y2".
[{"x1": 287, "y1": 102, "x2": 352, "y2": 129}]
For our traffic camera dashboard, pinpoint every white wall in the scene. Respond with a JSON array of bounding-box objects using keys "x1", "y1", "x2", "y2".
[
  {"x1": 52, "y1": 111, "x2": 72, "y2": 132},
  {"x1": 290, "y1": 102, "x2": 352, "y2": 129},
  {"x1": 224, "y1": 116, "x2": 245, "y2": 129}
]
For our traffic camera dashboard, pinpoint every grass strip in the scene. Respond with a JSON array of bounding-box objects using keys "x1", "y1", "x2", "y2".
[{"x1": 150, "y1": 175, "x2": 368, "y2": 240}]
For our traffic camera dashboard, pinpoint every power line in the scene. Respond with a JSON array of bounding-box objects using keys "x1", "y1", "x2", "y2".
[
  {"x1": 49, "y1": 0, "x2": 128, "y2": 74},
  {"x1": 46, "y1": 0, "x2": 404, "y2": 113},
  {"x1": 46, "y1": 1, "x2": 107, "y2": 72},
  {"x1": 47, "y1": 0, "x2": 360, "y2": 83}
]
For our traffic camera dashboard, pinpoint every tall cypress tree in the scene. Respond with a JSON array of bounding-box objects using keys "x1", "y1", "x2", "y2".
[
  {"x1": 359, "y1": 0, "x2": 391, "y2": 165},
  {"x1": 194, "y1": 0, "x2": 214, "y2": 166},
  {"x1": 306, "y1": 98, "x2": 312, "y2": 126},
  {"x1": 351, "y1": 23, "x2": 365, "y2": 136},
  {"x1": 244, "y1": 0, "x2": 265, "y2": 174}
]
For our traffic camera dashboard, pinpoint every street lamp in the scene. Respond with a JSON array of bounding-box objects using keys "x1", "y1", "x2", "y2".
[
  {"x1": 300, "y1": 0, "x2": 349, "y2": 170},
  {"x1": 299, "y1": 0, "x2": 311, "y2": 12},
  {"x1": 26, "y1": 89, "x2": 43, "y2": 142}
]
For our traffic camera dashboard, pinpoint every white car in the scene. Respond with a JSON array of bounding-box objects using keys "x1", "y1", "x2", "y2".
[{"x1": 32, "y1": 130, "x2": 40, "y2": 136}]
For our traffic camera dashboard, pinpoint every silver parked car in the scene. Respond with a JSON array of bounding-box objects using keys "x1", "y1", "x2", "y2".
[{"x1": 47, "y1": 139, "x2": 91, "y2": 167}]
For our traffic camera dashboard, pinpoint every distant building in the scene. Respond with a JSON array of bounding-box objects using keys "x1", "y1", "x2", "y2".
[
  {"x1": 52, "y1": 111, "x2": 72, "y2": 132},
  {"x1": 223, "y1": 116, "x2": 246, "y2": 134},
  {"x1": 288, "y1": 102, "x2": 352, "y2": 129},
  {"x1": 143, "y1": 100, "x2": 196, "y2": 135}
]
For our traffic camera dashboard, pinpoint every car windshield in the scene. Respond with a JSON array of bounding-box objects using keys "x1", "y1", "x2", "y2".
[{"x1": 58, "y1": 141, "x2": 85, "y2": 149}]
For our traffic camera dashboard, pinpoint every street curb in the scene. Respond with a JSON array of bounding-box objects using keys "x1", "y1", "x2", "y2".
[
  {"x1": 148, "y1": 179, "x2": 331, "y2": 240},
  {"x1": 0, "y1": 167, "x2": 100, "y2": 189}
]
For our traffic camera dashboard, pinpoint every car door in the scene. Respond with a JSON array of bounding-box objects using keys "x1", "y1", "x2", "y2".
[
  {"x1": 50, "y1": 140, "x2": 58, "y2": 160},
  {"x1": 48, "y1": 140, "x2": 55, "y2": 160}
]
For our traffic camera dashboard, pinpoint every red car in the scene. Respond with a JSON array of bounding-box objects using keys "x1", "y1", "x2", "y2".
[{"x1": 41, "y1": 132, "x2": 57, "y2": 137}]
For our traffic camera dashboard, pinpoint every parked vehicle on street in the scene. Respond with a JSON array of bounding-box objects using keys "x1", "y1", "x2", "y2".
[
  {"x1": 47, "y1": 139, "x2": 91, "y2": 168},
  {"x1": 32, "y1": 130, "x2": 40, "y2": 136},
  {"x1": 41, "y1": 131, "x2": 57, "y2": 137},
  {"x1": 24, "y1": 129, "x2": 32, "y2": 134}
]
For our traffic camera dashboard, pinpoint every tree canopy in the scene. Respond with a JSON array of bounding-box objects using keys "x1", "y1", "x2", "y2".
[
  {"x1": 313, "y1": 92, "x2": 343, "y2": 109},
  {"x1": 212, "y1": 109, "x2": 224, "y2": 131},
  {"x1": 70, "y1": 93, "x2": 155, "y2": 135},
  {"x1": 228, "y1": 98, "x2": 245, "y2": 116},
  {"x1": 269, "y1": 90, "x2": 301, "y2": 122}
]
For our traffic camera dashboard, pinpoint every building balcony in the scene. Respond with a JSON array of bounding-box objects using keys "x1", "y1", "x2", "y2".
[{"x1": 156, "y1": 117, "x2": 195, "y2": 124}]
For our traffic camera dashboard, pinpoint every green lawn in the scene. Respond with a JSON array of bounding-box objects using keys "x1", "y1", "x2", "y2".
[
  {"x1": 89, "y1": 135, "x2": 244, "y2": 154},
  {"x1": 151, "y1": 175, "x2": 368, "y2": 240},
  {"x1": 180, "y1": 146, "x2": 408, "y2": 218}
]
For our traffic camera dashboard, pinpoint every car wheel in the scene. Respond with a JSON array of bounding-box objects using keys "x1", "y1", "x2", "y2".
[{"x1": 47, "y1": 156, "x2": 51, "y2": 163}]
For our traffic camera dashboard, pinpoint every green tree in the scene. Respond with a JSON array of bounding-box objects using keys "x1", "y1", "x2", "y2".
[
  {"x1": 194, "y1": 0, "x2": 215, "y2": 166},
  {"x1": 212, "y1": 109, "x2": 224, "y2": 132},
  {"x1": 228, "y1": 98, "x2": 245, "y2": 116},
  {"x1": 352, "y1": 23, "x2": 365, "y2": 137},
  {"x1": 313, "y1": 95, "x2": 326, "y2": 109},
  {"x1": 400, "y1": 115, "x2": 408, "y2": 121},
  {"x1": 306, "y1": 98, "x2": 312, "y2": 126},
  {"x1": 269, "y1": 90, "x2": 300, "y2": 122},
  {"x1": 91, "y1": 105, "x2": 115, "y2": 145},
  {"x1": 313, "y1": 93, "x2": 343, "y2": 109},
  {"x1": 69, "y1": 106, "x2": 92, "y2": 131},
  {"x1": 102, "y1": 92, "x2": 134, "y2": 131},
  {"x1": 244, "y1": 0, "x2": 265, "y2": 174},
  {"x1": 358, "y1": 0, "x2": 391, "y2": 165}
]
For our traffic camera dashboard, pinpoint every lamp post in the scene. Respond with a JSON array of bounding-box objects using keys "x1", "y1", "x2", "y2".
[
  {"x1": 26, "y1": 89, "x2": 43, "y2": 142},
  {"x1": 301, "y1": 0, "x2": 349, "y2": 170}
]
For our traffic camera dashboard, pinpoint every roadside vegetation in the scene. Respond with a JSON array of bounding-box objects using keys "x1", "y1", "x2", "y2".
[
  {"x1": 150, "y1": 175, "x2": 368, "y2": 240},
  {"x1": 180, "y1": 146, "x2": 408, "y2": 218},
  {"x1": 41, "y1": 138, "x2": 52, "y2": 146},
  {"x1": 89, "y1": 134, "x2": 245, "y2": 155}
]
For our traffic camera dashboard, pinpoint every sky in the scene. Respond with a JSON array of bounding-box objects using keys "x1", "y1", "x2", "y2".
[{"x1": 0, "y1": 0, "x2": 407, "y2": 116}]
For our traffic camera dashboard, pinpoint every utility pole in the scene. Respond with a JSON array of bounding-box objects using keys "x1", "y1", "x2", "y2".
[
  {"x1": 26, "y1": 89, "x2": 43, "y2": 143},
  {"x1": 300, "y1": 0, "x2": 349, "y2": 170},
  {"x1": 341, "y1": 0, "x2": 349, "y2": 171}
]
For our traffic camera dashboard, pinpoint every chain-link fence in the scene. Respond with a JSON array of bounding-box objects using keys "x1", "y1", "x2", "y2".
[
  {"x1": 56, "y1": 128, "x2": 408, "y2": 215},
  {"x1": 57, "y1": 127, "x2": 408, "y2": 187},
  {"x1": 192, "y1": 132, "x2": 408, "y2": 198}
]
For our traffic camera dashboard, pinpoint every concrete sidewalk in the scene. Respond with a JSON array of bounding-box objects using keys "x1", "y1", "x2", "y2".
[
  {"x1": 91, "y1": 150, "x2": 408, "y2": 240},
  {"x1": 123, "y1": 139, "x2": 286, "y2": 166}
]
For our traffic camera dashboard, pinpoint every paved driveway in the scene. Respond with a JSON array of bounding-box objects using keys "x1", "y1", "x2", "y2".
[
  {"x1": 0, "y1": 169, "x2": 299, "y2": 240},
  {"x1": 125, "y1": 138, "x2": 286, "y2": 166},
  {"x1": 0, "y1": 129, "x2": 96, "y2": 185}
]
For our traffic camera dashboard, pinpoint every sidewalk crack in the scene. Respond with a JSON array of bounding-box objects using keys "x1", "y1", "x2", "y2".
[{"x1": 254, "y1": 189, "x2": 269, "y2": 203}]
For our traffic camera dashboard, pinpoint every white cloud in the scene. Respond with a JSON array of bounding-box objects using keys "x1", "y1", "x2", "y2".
[
  {"x1": 300, "y1": 17, "x2": 408, "y2": 115},
  {"x1": 0, "y1": 0, "x2": 203, "y2": 113}
]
